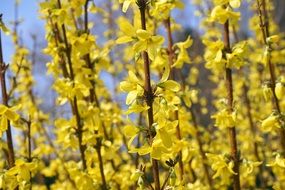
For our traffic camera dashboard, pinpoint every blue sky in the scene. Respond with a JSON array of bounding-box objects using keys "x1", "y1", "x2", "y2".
[
  {"x1": 0, "y1": 0, "x2": 197, "y2": 62},
  {"x1": 1, "y1": 0, "x2": 44, "y2": 62},
  {"x1": 0, "y1": 0, "x2": 198, "y2": 104},
  {"x1": 0, "y1": 0, "x2": 55, "y2": 113}
]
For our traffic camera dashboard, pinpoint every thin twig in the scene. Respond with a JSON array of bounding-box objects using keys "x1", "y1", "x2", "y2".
[
  {"x1": 164, "y1": 17, "x2": 184, "y2": 181},
  {"x1": 137, "y1": 1, "x2": 160, "y2": 189},
  {"x1": 223, "y1": 19, "x2": 241, "y2": 190},
  {"x1": 256, "y1": 0, "x2": 285, "y2": 152},
  {"x1": 0, "y1": 15, "x2": 16, "y2": 169}
]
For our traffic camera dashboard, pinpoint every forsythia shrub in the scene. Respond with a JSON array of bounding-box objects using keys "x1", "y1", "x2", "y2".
[{"x1": 0, "y1": 0, "x2": 285, "y2": 189}]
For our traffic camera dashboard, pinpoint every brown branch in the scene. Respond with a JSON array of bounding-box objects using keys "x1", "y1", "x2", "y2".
[
  {"x1": 0, "y1": 15, "x2": 16, "y2": 169},
  {"x1": 95, "y1": 138, "x2": 108, "y2": 190},
  {"x1": 223, "y1": 20, "x2": 241, "y2": 190},
  {"x1": 55, "y1": 0, "x2": 88, "y2": 170},
  {"x1": 24, "y1": 45, "x2": 78, "y2": 189},
  {"x1": 232, "y1": 23, "x2": 266, "y2": 188},
  {"x1": 166, "y1": 17, "x2": 213, "y2": 187},
  {"x1": 137, "y1": 1, "x2": 160, "y2": 189},
  {"x1": 164, "y1": 17, "x2": 184, "y2": 181},
  {"x1": 242, "y1": 83, "x2": 266, "y2": 187},
  {"x1": 83, "y1": 1, "x2": 108, "y2": 188},
  {"x1": 20, "y1": 117, "x2": 33, "y2": 190},
  {"x1": 256, "y1": 0, "x2": 285, "y2": 152}
]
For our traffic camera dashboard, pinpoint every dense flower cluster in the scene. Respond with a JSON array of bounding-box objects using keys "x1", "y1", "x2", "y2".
[{"x1": 0, "y1": 0, "x2": 285, "y2": 189}]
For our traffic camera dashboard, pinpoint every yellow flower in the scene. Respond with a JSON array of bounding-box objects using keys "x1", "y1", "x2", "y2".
[
  {"x1": 211, "y1": 109, "x2": 237, "y2": 129},
  {"x1": 266, "y1": 35, "x2": 280, "y2": 44},
  {"x1": 206, "y1": 153, "x2": 237, "y2": 179},
  {"x1": 214, "y1": 0, "x2": 241, "y2": 8},
  {"x1": 267, "y1": 154, "x2": 285, "y2": 168},
  {"x1": 150, "y1": 0, "x2": 184, "y2": 20},
  {"x1": 203, "y1": 39, "x2": 226, "y2": 73},
  {"x1": 120, "y1": 0, "x2": 136, "y2": 13},
  {"x1": 262, "y1": 84, "x2": 272, "y2": 101},
  {"x1": 261, "y1": 114, "x2": 280, "y2": 132},
  {"x1": 133, "y1": 29, "x2": 164, "y2": 60},
  {"x1": 6, "y1": 159, "x2": 38, "y2": 183},
  {"x1": 173, "y1": 36, "x2": 193, "y2": 68},
  {"x1": 157, "y1": 80, "x2": 181, "y2": 92},
  {"x1": 0, "y1": 18, "x2": 10, "y2": 35},
  {"x1": 241, "y1": 159, "x2": 262, "y2": 174},
  {"x1": 226, "y1": 41, "x2": 247, "y2": 69},
  {"x1": 0, "y1": 105, "x2": 20, "y2": 136},
  {"x1": 116, "y1": 17, "x2": 137, "y2": 44},
  {"x1": 116, "y1": 17, "x2": 164, "y2": 60},
  {"x1": 211, "y1": 5, "x2": 240, "y2": 24},
  {"x1": 119, "y1": 71, "x2": 144, "y2": 105},
  {"x1": 275, "y1": 82, "x2": 285, "y2": 100}
]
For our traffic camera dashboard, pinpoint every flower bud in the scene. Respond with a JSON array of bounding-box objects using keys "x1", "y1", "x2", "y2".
[
  {"x1": 275, "y1": 82, "x2": 285, "y2": 100},
  {"x1": 266, "y1": 35, "x2": 280, "y2": 44},
  {"x1": 261, "y1": 115, "x2": 280, "y2": 132},
  {"x1": 262, "y1": 85, "x2": 272, "y2": 101}
]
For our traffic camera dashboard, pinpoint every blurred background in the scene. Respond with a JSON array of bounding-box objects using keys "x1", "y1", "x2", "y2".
[{"x1": 0, "y1": 0, "x2": 285, "y2": 123}]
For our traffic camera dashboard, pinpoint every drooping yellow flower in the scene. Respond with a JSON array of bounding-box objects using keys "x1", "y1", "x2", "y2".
[
  {"x1": 261, "y1": 114, "x2": 280, "y2": 132},
  {"x1": 116, "y1": 17, "x2": 164, "y2": 60},
  {"x1": 211, "y1": 109, "x2": 237, "y2": 129},
  {"x1": 6, "y1": 159, "x2": 38, "y2": 186},
  {"x1": 0, "y1": 105, "x2": 20, "y2": 136},
  {"x1": 119, "y1": 71, "x2": 144, "y2": 105},
  {"x1": 210, "y1": 5, "x2": 240, "y2": 24},
  {"x1": 120, "y1": 0, "x2": 136, "y2": 13},
  {"x1": 173, "y1": 36, "x2": 193, "y2": 68},
  {"x1": 0, "y1": 18, "x2": 10, "y2": 35},
  {"x1": 267, "y1": 154, "x2": 285, "y2": 168},
  {"x1": 275, "y1": 82, "x2": 285, "y2": 100},
  {"x1": 203, "y1": 39, "x2": 226, "y2": 73},
  {"x1": 206, "y1": 153, "x2": 237, "y2": 179},
  {"x1": 213, "y1": 0, "x2": 241, "y2": 8}
]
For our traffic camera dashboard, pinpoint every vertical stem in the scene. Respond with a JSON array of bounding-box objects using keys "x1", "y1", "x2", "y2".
[
  {"x1": 55, "y1": 0, "x2": 88, "y2": 170},
  {"x1": 40, "y1": 123, "x2": 78, "y2": 188},
  {"x1": 223, "y1": 20, "x2": 241, "y2": 190},
  {"x1": 167, "y1": 18, "x2": 212, "y2": 187},
  {"x1": 137, "y1": 1, "x2": 160, "y2": 189},
  {"x1": 95, "y1": 139, "x2": 108, "y2": 190},
  {"x1": 0, "y1": 16, "x2": 16, "y2": 169},
  {"x1": 83, "y1": 1, "x2": 108, "y2": 188},
  {"x1": 188, "y1": 158, "x2": 197, "y2": 182},
  {"x1": 164, "y1": 17, "x2": 184, "y2": 181},
  {"x1": 135, "y1": 113, "x2": 143, "y2": 168},
  {"x1": 243, "y1": 84, "x2": 260, "y2": 161},
  {"x1": 256, "y1": 0, "x2": 285, "y2": 152},
  {"x1": 180, "y1": 72, "x2": 213, "y2": 186},
  {"x1": 232, "y1": 23, "x2": 266, "y2": 187},
  {"x1": 26, "y1": 119, "x2": 32, "y2": 190},
  {"x1": 190, "y1": 108, "x2": 213, "y2": 187},
  {"x1": 27, "y1": 120, "x2": 32, "y2": 162},
  {"x1": 243, "y1": 83, "x2": 266, "y2": 188}
]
